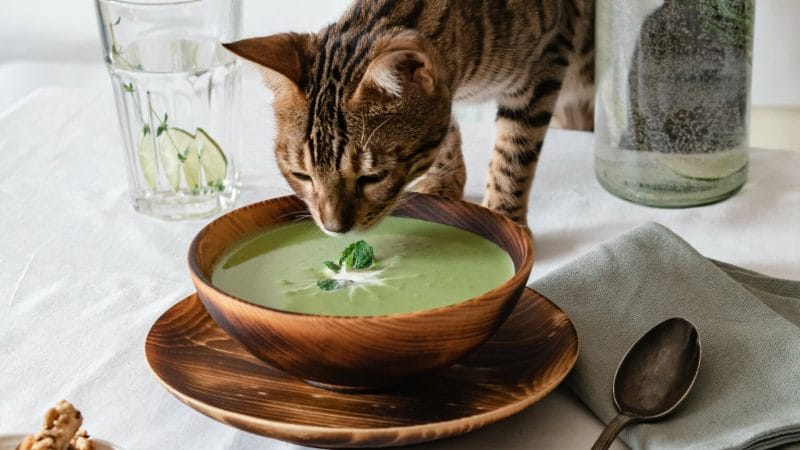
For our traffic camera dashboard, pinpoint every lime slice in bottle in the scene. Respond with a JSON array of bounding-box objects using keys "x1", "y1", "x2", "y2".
[
  {"x1": 658, "y1": 152, "x2": 748, "y2": 181},
  {"x1": 195, "y1": 128, "x2": 227, "y2": 188},
  {"x1": 158, "y1": 128, "x2": 195, "y2": 192},
  {"x1": 137, "y1": 129, "x2": 157, "y2": 192}
]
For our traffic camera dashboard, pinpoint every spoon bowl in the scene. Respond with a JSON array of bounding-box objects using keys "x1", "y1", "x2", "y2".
[{"x1": 592, "y1": 317, "x2": 701, "y2": 450}]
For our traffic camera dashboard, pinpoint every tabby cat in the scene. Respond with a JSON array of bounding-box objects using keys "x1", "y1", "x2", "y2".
[{"x1": 225, "y1": 0, "x2": 594, "y2": 234}]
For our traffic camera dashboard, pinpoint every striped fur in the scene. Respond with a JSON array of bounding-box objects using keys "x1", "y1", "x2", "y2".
[{"x1": 225, "y1": 0, "x2": 595, "y2": 233}]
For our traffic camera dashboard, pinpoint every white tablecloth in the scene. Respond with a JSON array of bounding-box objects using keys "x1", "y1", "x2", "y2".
[{"x1": 1, "y1": 67, "x2": 799, "y2": 450}]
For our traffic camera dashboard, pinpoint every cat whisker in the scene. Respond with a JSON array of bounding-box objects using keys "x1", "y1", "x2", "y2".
[
  {"x1": 429, "y1": 153, "x2": 464, "y2": 174},
  {"x1": 274, "y1": 210, "x2": 312, "y2": 222},
  {"x1": 360, "y1": 110, "x2": 367, "y2": 146},
  {"x1": 363, "y1": 117, "x2": 392, "y2": 153},
  {"x1": 400, "y1": 190, "x2": 422, "y2": 201},
  {"x1": 438, "y1": 158, "x2": 462, "y2": 172},
  {"x1": 291, "y1": 214, "x2": 313, "y2": 223}
]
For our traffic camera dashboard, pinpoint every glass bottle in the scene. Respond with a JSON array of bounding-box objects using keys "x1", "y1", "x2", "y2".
[{"x1": 594, "y1": 0, "x2": 755, "y2": 207}]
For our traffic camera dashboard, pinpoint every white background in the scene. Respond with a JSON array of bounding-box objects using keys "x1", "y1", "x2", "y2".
[{"x1": 1, "y1": 0, "x2": 799, "y2": 110}]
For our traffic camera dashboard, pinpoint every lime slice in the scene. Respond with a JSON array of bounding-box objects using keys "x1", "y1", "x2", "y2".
[
  {"x1": 658, "y1": 152, "x2": 748, "y2": 181},
  {"x1": 181, "y1": 140, "x2": 202, "y2": 191},
  {"x1": 158, "y1": 128, "x2": 194, "y2": 192},
  {"x1": 195, "y1": 128, "x2": 227, "y2": 188},
  {"x1": 137, "y1": 130, "x2": 157, "y2": 191}
]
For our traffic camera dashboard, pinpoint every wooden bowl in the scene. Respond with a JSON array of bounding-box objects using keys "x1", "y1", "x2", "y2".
[{"x1": 188, "y1": 194, "x2": 534, "y2": 391}]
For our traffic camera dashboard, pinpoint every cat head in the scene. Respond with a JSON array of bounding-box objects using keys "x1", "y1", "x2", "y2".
[{"x1": 224, "y1": 30, "x2": 452, "y2": 234}]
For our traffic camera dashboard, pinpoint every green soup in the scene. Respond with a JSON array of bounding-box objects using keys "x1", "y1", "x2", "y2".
[{"x1": 211, "y1": 217, "x2": 515, "y2": 316}]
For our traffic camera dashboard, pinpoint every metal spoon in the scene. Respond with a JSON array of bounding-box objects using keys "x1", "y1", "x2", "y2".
[{"x1": 591, "y1": 317, "x2": 701, "y2": 450}]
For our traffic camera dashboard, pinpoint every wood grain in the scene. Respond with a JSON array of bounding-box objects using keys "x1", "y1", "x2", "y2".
[
  {"x1": 188, "y1": 194, "x2": 535, "y2": 390},
  {"x1": 145, "y1": 288, "x2": 578, "y2": 448}
]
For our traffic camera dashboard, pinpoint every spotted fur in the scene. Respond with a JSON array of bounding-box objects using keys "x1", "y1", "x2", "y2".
[{"x1": 225, "y1": 0, "x2": 594, "y2": 233}]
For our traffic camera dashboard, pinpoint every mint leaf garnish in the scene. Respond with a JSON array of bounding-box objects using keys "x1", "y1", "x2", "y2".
[
  {"x1": 318, "y1": 279, "x2": 346, "y2": 291},
  {"x1": 317, "y1": 241, "x2": 376, "y2": 291},
  {"x1": 338, "y1": 240, "x2": 374, "y2": 270}
]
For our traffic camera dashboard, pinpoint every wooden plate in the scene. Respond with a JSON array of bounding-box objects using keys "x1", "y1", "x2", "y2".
[{"x1": 145, "y1": 288, "x2": 578, "y2": 448}]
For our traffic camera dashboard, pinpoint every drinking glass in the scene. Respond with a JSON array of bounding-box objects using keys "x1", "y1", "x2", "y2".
[{"x1": 95, "y1": 0, "x2": 242, "y2": 220}]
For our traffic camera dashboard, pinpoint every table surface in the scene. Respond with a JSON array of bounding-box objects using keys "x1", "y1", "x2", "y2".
[{"x1": 1, "y1": 64, "x2": 799, "y2": 450}]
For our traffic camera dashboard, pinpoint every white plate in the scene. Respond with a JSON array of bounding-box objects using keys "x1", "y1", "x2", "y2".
[{"x1": 0, "y1": 434, "x2": 122, "y2": 450}]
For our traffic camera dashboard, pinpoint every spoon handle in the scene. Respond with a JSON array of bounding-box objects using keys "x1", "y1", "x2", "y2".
[{"x1": 591, "y1": 414, "x2": 637, "y2": 450}]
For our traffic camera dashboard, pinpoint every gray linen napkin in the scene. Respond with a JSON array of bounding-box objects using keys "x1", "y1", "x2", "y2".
[{"x1": 530, "y1": 223, "x2": 800, "y2": 450}]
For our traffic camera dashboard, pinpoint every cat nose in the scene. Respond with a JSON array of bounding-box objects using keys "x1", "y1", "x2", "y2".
[
  {"x1": 321, "y1": 215, "x2": 354, "y2": 234},
  {"x1": 319, "y1": 201, "x2": 355, "y2": 234},
  {"x1": 323, "y1": 220, "x2": 352, "y2": 234}
]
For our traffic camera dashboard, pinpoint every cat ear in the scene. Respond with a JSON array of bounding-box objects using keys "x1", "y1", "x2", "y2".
[
  {"x1": 358, "y1": 32, "x2": 438, "y2": 99},
  {"x1": 223, "y1": 33, "x2": 313, "y2": 90}
]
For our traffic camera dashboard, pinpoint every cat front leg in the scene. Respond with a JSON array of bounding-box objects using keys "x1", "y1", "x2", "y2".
[
  {"x1": 483, "y1": 63, "x2": 569, "y2": 227},
  {"x1": 410, "y1": 118, "x2": 466, "y2": 200}
]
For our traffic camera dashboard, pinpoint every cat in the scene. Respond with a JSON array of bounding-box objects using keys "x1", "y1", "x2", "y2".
[{"x1": 224, "y1": 0, "x2": 594, "y2": 234}]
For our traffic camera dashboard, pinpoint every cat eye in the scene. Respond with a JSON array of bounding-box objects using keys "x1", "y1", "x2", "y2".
[
  {"x1": 357, "y1": 172, "x2": 387, "y2": 187},
  {"x1": 291, "y1": 172, "x2": 312, "y2": 182}
]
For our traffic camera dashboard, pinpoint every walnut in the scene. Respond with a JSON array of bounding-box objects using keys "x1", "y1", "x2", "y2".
[{"x1": 17, "y1": 401, "x2": 95, "y2": 450}]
